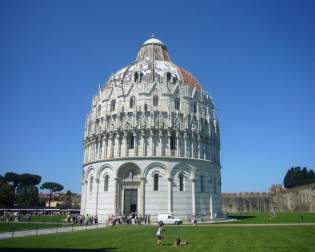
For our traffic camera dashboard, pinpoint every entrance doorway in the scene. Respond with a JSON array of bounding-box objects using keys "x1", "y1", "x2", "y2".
[{"x1": 124, "y1": 189, "x2": 138, "y2": 214}]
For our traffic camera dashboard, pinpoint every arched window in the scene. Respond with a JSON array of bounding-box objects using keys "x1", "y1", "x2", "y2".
[
  {"x1": 89, "y1": 177, "x2": 93, "y2": 193},
  {"x1": 97, "y1": 105, "x2": 101, "y2": 117},
  {"x1": 144, "y1": 104, "x2": 148, "y2": 112},
  {"x1": 134, "y1": 72, "x2": 143, "y2": 83},
  {"x1": 175, "y1": 97, "x2": 180, "y2": 110},
  {"x1": 104, "y1": 175, "x2": 109, "y2": 192},
  {"x1": 153, "y1": 174, "x2": 159, "y2": 191},
  {"x1": 129, "y1": 96, "x2": 135, "y2": 109},
  {"x1": 213, "y1": 177, "x2": 217, "y2": 194},
  {"x1": 179, "y1": 173, "x2": 184, "y2": 191},
  {"x1": 153, "y1": 95, "x2": 159, "y2": 107},
  {"x1": 170, "y1": 132, "x2": 176, "y2": 150},
  {"x1": 134, "y1": 72, "x2": 139, "y2": 82},
  {"x1": 110, "y1": 100, "x2": 116, "y2": 112},
  {"x1": 173, "y1": 75, "x2": 177, "y2": 84},
  {"x1": 166, "y1": 72, "x2": 171, "y2": 83},
  {"x1": 200, "y1": 175, "x2": 204, "y2": 192},
  {"x1": 193, "y1": 102, "x2": 197, "y2": 113},
  {"x1": 128, "y1": 133, "x2": 134, "y2": 149}
]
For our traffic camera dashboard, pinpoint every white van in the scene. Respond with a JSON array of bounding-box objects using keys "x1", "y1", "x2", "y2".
[{"x1": 157, "y1": 214, "x2": 182, "y2": 225}]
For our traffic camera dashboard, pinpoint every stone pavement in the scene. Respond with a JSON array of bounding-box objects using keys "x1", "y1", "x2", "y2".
[{"x1": 0, "y1": 223, "x2": 108, "y2": 240}]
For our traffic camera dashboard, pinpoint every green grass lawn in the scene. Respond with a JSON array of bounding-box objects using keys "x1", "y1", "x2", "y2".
[
  {"x1": 0, "y1": 225, "x2": 315, "y2": 252},
  {"x1": 28, "y1": 215, "x2": 68, "y2": 223},
  {"x1": 0, "y1": 223, "x2": 74, "y2": 233},
  {"x1": 225, "y1": 212, "x2": 315, "y2": 224}
]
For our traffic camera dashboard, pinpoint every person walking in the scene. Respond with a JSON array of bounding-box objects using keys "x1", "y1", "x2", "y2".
[{"x1": 156, "y1": 222, "x2": 164, "y2": 245}]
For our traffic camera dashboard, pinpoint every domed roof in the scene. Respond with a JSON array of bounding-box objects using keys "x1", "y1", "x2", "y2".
[
  {"x1": 143, "y1": 38, "x2": 164, "y2": 46},
  {"x1": 104, "y1": 37, "x2": 202, "y2": 92}
]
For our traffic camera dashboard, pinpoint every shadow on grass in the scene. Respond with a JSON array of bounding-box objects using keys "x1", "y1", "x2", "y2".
[
  {"x1": 227, "y1": 215, "x2": 256, "y2": 220},
  {"x1": 0, "y1": 249, "x2": 116, "y2": 252}
]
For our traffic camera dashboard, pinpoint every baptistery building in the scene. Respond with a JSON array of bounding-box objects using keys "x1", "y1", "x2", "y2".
[{"x1": 80, "y1": 37, "x2": 222, "y2": 221}]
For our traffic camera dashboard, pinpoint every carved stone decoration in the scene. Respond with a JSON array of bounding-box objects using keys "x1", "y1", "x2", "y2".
[
  {"x1": 155, "y1": 113, "x2": 167, "y2": 129},
  {"x1": 121, "y1": 116, "x2": 132, "y2": 130},
  {"x1": 190, "y1": 118, "x2": 197, "y2": 132},
  {"x1": 108, "y1": 118, "x2": 115, "y2": 131},
  {"x1": 137, "y1": 114, "x2": 147, "y2": 129},
  {"x1": 173, "y1": 115, "x2": 183, "y2": 130}
]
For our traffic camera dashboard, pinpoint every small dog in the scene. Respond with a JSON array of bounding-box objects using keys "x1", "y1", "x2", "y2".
[{"x1": 174, "y1": 238, "x2": 189, "y2": 247}]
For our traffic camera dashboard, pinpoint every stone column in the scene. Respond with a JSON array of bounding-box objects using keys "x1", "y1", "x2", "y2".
[
  {"x1": 117, "y1": 132, "x2": 122, "y2": 157},
  {"x1": 209, "y1": 195, "x2": 213, "y2": 219},
  {"x1": 140, "y1": 177, "x2": 145, "y2": 216},
  {"x1": 167, "y1": 131, "x2": 172, "y2": 156},
  {"x1": 108, "y1": 134, "x2": 112, "y2": 158},
  {"x1": 159, "y1": 130, "x2": 164, "y2": 156},
  {"x1": 150, "y1": 129, "x2": 155, "y2": 156},
  {"x1": 176, "y1": 130, "x2": 180, "y2": 157},
  {"x1": 90, "y1": 141, "x2": 94, "y2": 161},
  {"x1": 141, "y1": 129, "x2": 146, "y2": 156},
  {"x1": 184, "y1": 131, "x2": 188, "y2": 158},
  {"x1": 123, "y1": 131, "x2": 128, "y2": 157},
  {"x1": 204, "y1": 139, "x2": 208, "y2": 160},
  {"x1": 94, "y1": 140, "x2": 97, "y2": 160},
  {"x1": 134, "y1": 130, "x2": 138, "y2": 156},
  {"x1": 168, "y1": 177, "x2": 173, "y2": 214},
  {"x1": 83, "y1": 144, "x2": 87, "y2": 164},
  {"x1": 198, "y1": 133, "x2": 201, "y2": 159},
  {"x1": 95, "y1": 178, "x2": 99, "y2": 215},
  {"x1": 84, "y1": 180, "x2": 88, "y2": 214},
  {"x1": 103, "y1": 135, "x2": 107, "y2": 159},
  {"x1": 192, "y1": 178, "x2": 196, "y2": 214},
  {"x1": 80, "y1": 181, "x2": 86, "y2": 214},
  {"x1": 113, "y1": 178, "x2": 118, "y2": 215}
]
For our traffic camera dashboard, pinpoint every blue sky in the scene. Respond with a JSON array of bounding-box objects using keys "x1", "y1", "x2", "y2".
[{"x1": 0, "y1": 0, "x2": 314, "y2": 193}]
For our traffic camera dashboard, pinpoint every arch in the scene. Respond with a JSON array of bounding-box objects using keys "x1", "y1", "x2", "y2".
[
  {"x1": 166, "y1": 72, "x2": 171, "y2": 83},
  {"x1": 134, "y1": 72, "x2": 139, "y2": 82},
  {"x1": 175, "y1": 97, "x2": 180, "y2": 110},
  {"x1": 116, "y1": 162, "x2": 141, "y2": 180},
  {"x1": 170, "y1": 162, "x2": 196, "y2": 179},
  {"x1": 143, "y1": 162, "x2": 168, "y2": 177},
  {"x1": 153, "y1": 95, "x2": 159, "y2": 107},
  {"x1": 110, "y1": 99, "x2": 116, "y2": 112},
  {"x1": 129, "y1": 96, "x2": 135, "y2": 108},
  {"x1": 96, "y1": 164, "x2": 113, "y2": 179},
  {"x1": 84, "y1": 166, "x2": 95, "y2": 179}
]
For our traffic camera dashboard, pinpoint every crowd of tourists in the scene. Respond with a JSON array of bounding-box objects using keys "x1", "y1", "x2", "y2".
[
  {"x1": 106, "y1": 213, "x2": 151, "y2": 226},
  {"x1": 66, "y1": 213, "x2": 98, "y2": 225},
  {"x1": 1, "y1": 210, "x2": 66, "y2": 222}
]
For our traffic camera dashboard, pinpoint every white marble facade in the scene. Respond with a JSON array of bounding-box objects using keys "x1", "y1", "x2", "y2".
[{"x1": 80, "y1": 38, "x2": 223, "y2": 222}]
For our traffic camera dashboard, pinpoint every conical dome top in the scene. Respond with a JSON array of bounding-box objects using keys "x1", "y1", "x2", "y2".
[{"x1": 136, "y1": 37, "x2": 170, "y2": 62}]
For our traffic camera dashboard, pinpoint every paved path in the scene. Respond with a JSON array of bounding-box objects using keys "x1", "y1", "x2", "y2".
[{"x1": 0, "y1": 224, "x2": 108, "y2": 240}]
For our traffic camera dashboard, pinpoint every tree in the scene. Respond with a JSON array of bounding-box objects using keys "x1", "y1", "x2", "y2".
[
  {"x1": 63, "y1": 190, "x2": 73, "y2": 206},
  {"x1": 40, "y1": 182, "x2": 64, "y2": 207},
  {"x1": 4, "y1": 172, "x2": 19, "y2": 197},
  {"x1": 0, "y1": 180, "x2": 14, "y2": 207},
  {"x1": 283, "y1": 166, "x2": 315, "y2": 188},
  {"x1": 15, "y1": 173, "x2": 41, "y2": 207}
]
